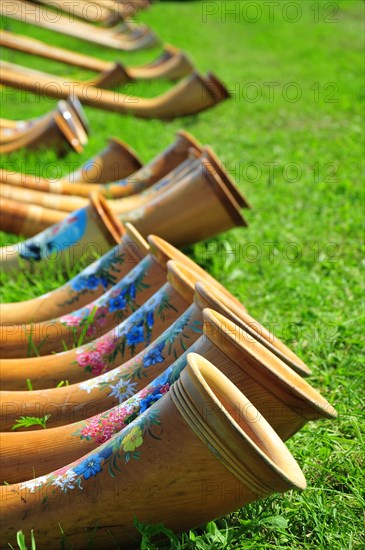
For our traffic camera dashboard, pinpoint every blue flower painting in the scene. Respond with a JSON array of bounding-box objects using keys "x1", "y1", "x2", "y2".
[
  {"x1": 126, "y1": 324, "x2": 145, "y2": 346},
  {"x1": 108, "y1": 294, "x2": 128, "y2": 312},
  {"x1": 74, "y1": 454, "x2": 102, "y2": 480},
  {"x1": 143, "y1": 342, "x2": 165, "y2": 368}
]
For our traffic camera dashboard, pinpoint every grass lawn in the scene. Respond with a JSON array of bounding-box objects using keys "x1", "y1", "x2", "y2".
[{"x1": 1, "y1": 1, "x2": 364, "y2": 548}]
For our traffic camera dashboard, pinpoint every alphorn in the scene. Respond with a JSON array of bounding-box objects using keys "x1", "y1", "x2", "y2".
[
  {"x1": 0, "y1": 278, "x2": 310, "y2": 429},
  {"x1": 67, "y1": 137, "x2": 142, "y2": 183},
  {"x1": 0, "y1": 60, "x2": 135, "y2": 91},
  {"x1": 0, "y1": 193, "x2": 124, "y2": 268},
  {"x1": 0, "y1": 224, "x2": 149, "y2": 324},
  {"x1": 0, "y1": 237, "x2": 173, "y2": 357},
  {"x1": 32, "y1": 0, "x2": 154, "y2": 35},
  {"x1": 0, "y1": 112, "x2": 84, "y2": 155},
  {"x1": 0, "y1": 31, "x2": 194, "y2": 82},
  {"x1": 87, "y1": 0, "x2": 150, "y2": 19},
  {"x1": 0, "y1": 155, "x2": 200, "y2": 212},
  {"x1": 99, "y1": 0, "x2": 151, "y2": 13},
  {"x1": 1, "y1": 0, "x2": 158, "y2": 50},
  {"x1": 33, "y1": 0, "x2": 152, "y2": 32},
  {"x1": 0, "y1": 309, "x2": 336, "y2": 483},
  {"x1": 0, "y1": 159, "x2": 247, "y2": 257},
  {"x1": 0, "y1": 355, "x2": 306, "y2": 549},
  {"x1": 0, "y1": 260, "x2": 195, "y2": 390},
  {"x1": 0, "y1": 222, "x2": 245, "y2": 325},
  {"x1": 0, "y1": 259, "x2": 311, "y2": 394},
  {"x1": 0, "y1": 130, "x2": 200, "y2": 197},
  {"x1": 0, "y1": 220, "x2": 251, "y2": 358},
  {"x1": 0, "y1": 148, "x2": 250, "y2": 212},
  {"x1": 0, "y1": 98, "x2": 89, "y2": 146},
  {"x1": 0, "y1": 104, "x2": 87, "y2": 150},
  {"x1": 0, "y1": 137, "x2": 142, "y2": 185},
  {"x1": 0, "y1": 62, "x2": 230, "y2": 119},
  {"x1": 85, "y1": 0, "x2": 151, "y2": 18}
]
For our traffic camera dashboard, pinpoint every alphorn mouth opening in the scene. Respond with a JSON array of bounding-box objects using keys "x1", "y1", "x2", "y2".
[
  {"x1": 171, "y1": 353, "x2": 307, "y2": 496},
  {"x1": 206, "y1": 72, "x2": 231, "y2": 102},
  {"x1": 202, "y1": 308, "x2": 337, "y2": 421},
  {"x1": 166, "y1": 260, "x2": 196, "y2": 303},
  {"x1": 194, "y1": 281, "x2": 312, "y2": 378},
  {"x1": 175, "y1": 129, "x2": 204, "y2": 153},
  {"x1": 203, "y1": 146, "x2": 251, "y2": 209},
  {"x1": 67, "y1": 97, "x2": 90, "y2": 135},
  {"x1": 148, "y1": 235, "x2": 244, "y2": 311},
  {"x1": 124, "y1": 222, "x2": 150, "y2": 256},
  {"x1": 200, "y1": 158, "x2": 248, "y2": 228},
  {"x1": 57, "y1": 101, "x2": 88, "y2": 146},
  {"x1": 108, "y1": 136, "x2": 143, "y2": 172},
  {"x1": 89, "y1": 192, "x2": 125, "y2": 245}
]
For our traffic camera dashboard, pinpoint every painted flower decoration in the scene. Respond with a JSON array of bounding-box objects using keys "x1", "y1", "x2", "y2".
[
  {"x1": 71, "y1": 276, "x2": 88, "y2": 292},
  {"x1": 108, "y1": 294, "x2": 127, "y2": 312},
  {"x1": 139, "y1": 384, "x2": 169, "y2": 413},
  {"x1": 67, "y1": 248, "x2": 125, "y2": 298},
  {"x1": 96, "y1": 336, "x2": 116, "y2": 356},
  {"x1": 19, "y1": 208, "x2": 87, "y2": 262},
  {"x1": 143, "y1": 342, "x2": 165, "y2": 368},
  {"x1": 108, "y1": 379, "x2": 138, "y2": 403},
  {"x1": 74, "y1": 454, "x2": 102, "y2": 480},
  {"x1": 122, "y1": 426, "x2": 143, "y2": 452},
  {"x1": 18, "y1": 409, "x2": 160, "y2": 494},
  {"x1": 129, "y1": 283, "x2": 136, "y2": 301},
  {"x1": 126, "y1": 323, "x2": 145, "y2": 346},
  {"x1": 75, "y1": 333, "x2": 117, "y2": 374},
  {"x1": 76, "y1": 350, "x2": 105, "y2": 375},
  {"x1": 79, "y1": 370, "x2": 117, "y2": 393},
  {"x1": 146, "y1": 310, "x2": 154, "y2": 330},
  {"x1": 52, "y1": 469, "x2": 78, "y2": 492},
  {"x1": 116, "y1": 178, "x2": 128, "y2": 187},
  {"x1": 20, "y1": 475, "x2": 49, "y2": 493},
  {"x1": 85, "y1": 275, "x2": 101, "y2": 290},
  {"x1": 59, "y1": 314, "x2": 81, "y2": 327}
]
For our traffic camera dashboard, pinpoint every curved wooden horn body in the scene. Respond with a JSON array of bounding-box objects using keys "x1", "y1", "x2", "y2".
[
  {"x1": 0, "y1": 0, "x2": 158, "y2": 51},
  {"x1": 124, "y1": 157, "x2": 246, "y2": 246},
  {"x1": 0, "y1": 307, "x2": 336, "y2": 483},
  {"x1": 0, "y1": 225, "x2": 148, "y2": 325},
  {"x1": 0, "y1": 261, "x2": 311, "y2": 414},
  {"x1": 0, "y1": 243, "x2": 171, "y2": 358},
  {"x1": 0, "y1": 137, "x2": 141, "y2": 192},
  {"x1": 0, "y1": 31, "x2": 193, "y2": 82},
  {"x1": 0, "y1": 63, "x2": 229, "y2": 119},
  {"x1": 0, "y1": 355, "x2": 306, "y2": 549},
  {"x1": 0, "y1": 130, "x2": 202, "y2": 203},
  {"x1": 0, "y1": 194, "x2": 124, "y2": 272},
  {"x1": 0, "y1": 112, "x2": 83, "y2": 155},
  {"x1": 68, "y1": 138, "x2": 142, "y2": 184},
  {"x1": 33, "y1": 0, "x2": 123, "y2": 25},
  {"x1": 0, "y1": 261, "x2": 194, "y2": 397},
  {"x1": 0, "y1": 98, "x2": 88, "y2": 141},
  {"x1": 0, "y1": 156, "x2": 200, "y2": 213},
  {"x1": 0, "y1": 158, "x2": 246, "y2": 261}
]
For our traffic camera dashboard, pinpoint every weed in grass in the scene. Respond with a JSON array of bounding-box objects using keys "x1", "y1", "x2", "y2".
[{"x1": 11, "y1": 414, "x2": 51, "y2": 431}]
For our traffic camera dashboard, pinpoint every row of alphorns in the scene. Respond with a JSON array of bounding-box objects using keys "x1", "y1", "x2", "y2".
[
  {"x1": 0, "y1": 31, "x2": 195, "y2": 84},
  {"x1": 0, "y1": 129, "x2": 250, "y2": 268},
  {"x1": 1, "y1": 225, "x2": 336, "y2": 548},
  {"x1": 2, "y1": 0, "x2": 156, "y2": 51},
  {"x1": 1, "y1": 3, "x2": 230, "y2": 121}
]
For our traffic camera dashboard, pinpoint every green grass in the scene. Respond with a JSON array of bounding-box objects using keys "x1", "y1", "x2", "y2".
[{"x1": 1, "y1": 0, "x2": 364, "y2": 548}]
